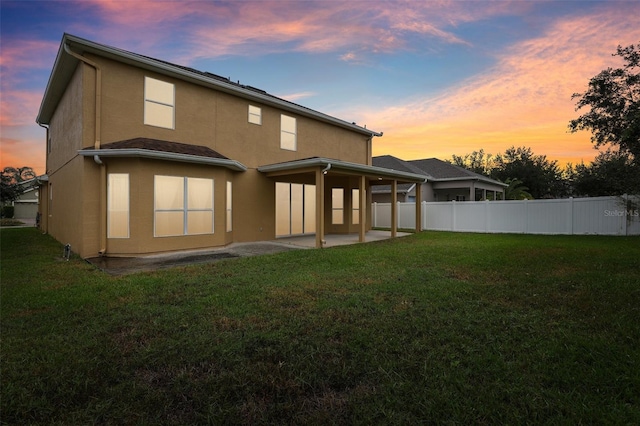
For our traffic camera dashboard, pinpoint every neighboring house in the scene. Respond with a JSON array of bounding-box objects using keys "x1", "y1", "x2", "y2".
[
  {"x1": 36, "y1": 34, "x2": 425, "y2": 258},
  {"x1": 1, "y1": 178, "x2": 42, "y2": 221},
  {"x1": 372, "y1": 155, "x2": 507, "y2": 203}
]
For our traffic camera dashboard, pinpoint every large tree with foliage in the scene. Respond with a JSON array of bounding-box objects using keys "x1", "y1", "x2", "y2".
[
  {"x1": 571, "y1": 150, "x2": 640, "y2": 197},
  {"x1": 491, "y1": 146, "x2": 564, "y2": 199},
  {"x1": 450, "y1": 149, "x2": 495, "y2": 176},
  {"x1": 1, "y1": 166, "x2": 36, "y2": 203},
  {"x1": 569, "y1": 42, "x2": 640, "y2": 164}
]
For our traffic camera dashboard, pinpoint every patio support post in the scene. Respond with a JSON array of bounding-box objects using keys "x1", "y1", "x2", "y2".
[
  {"x1": 415, "y1": 182, "x2": 422, "y2": 232},
  {"x1": 359, "y1": 175, "x2": 366, "y2": 242},
  {"x1": 391, "y1": 180, "x2": 398, "y2": 238},
  {"x1": 315, "y1": 168, "x2": 325, "y2": 248}
]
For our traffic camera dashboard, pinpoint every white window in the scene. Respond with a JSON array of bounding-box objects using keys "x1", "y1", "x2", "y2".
[
  {"x1": 280, "y1": 114, "x2": 297, "y2": 151},
  {"x1": 332, "y1": 188, "x2": 344, "y2": 225},
  {"x1": 154, "y1": 176, "x2": 213, "y2": 237},
  {"x1": 144, "y1": 77, "x2": 175, "y2": 129},
  {"x1": 248, "y1": 105, "x2": 262, "y2": 125},
  {"x1": 108, "y1": 174, "x2": 129, "y2": 238},
  {"x1": 226, "y1": 181, "x2": 232, "y2": 232},
  {"x1": 352, "y1": 189, "x2": 360, "y2": 225}
]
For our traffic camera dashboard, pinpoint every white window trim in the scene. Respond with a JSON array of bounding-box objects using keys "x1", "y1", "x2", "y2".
[
  {"x1": 280, "y1": 114, "x2": 297, "y2": 151},
  {"x1": 107, "y1": 173, "x2": 130, "y2": 239},
  {"x1": 248, "y1": 105, "x2": 262, "y2": 125},
  {"x1": 332, "y1": 187, "x2": 344, "y2": 225},
  {"x1": 144, "y1": 76, "x2": 175, "y2": 130},
  {"x1": 226, "y1": 181, "x2": 232, "y2": 232},
  {"x1": 154, "y1": 176, "x2": 214, "y2": 237}
]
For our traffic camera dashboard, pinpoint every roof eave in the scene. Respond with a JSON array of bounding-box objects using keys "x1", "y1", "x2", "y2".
[
  {"x1": 39, "y1": 34, "x2": 379, "y2": 137},
  {"x1": 79, "y1": 148, "x2": 247, "y2": 172},
  {"x1": 258, "y1": 158, "x2": 428, "y2": 182},
  {"x1": 432, "y1": 176, "x2": 508, "y2": 187}
]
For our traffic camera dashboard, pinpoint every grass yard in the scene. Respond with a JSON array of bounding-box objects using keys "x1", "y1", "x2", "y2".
[{"x1": 1, "y1": 228, "x2": 639, "y2": 424}]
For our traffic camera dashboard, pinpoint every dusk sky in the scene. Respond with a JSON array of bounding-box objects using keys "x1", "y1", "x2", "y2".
[{"x1": 1, "y1": 0, "x2": 639, "y2": 176}]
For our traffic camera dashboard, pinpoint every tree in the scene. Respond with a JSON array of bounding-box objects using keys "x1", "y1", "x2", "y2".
[
  {"x1": 450, "y1": 149, "x2": 495, "y2": 175},
  {"x1": 1, "y1": 166, "x2": 36, "y2": 203},
  {"x1": 491, "y1": 146, "x2": 564, "y2": 199},
  {"x1": 572, "y1": 150, "x2": 640, "y2": 196},
  {"x1": 503, "y1": 178, "x2": 533, "y2": 200},
  {"x1": 569, "y1": 42, "x2": 640, "y2": 164}
]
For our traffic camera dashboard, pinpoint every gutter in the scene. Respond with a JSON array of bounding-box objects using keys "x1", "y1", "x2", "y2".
[
  {"x1": 79, "y1": 148, "x2": 247, "y2": 172},
  {"x1": 258, "y1": 157, "x2": 427, "y2": 182}
]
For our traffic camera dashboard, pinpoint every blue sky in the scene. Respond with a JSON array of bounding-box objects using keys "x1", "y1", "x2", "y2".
[{"x1": 2, "y1": 0, "x2": 639, "y2": 175}]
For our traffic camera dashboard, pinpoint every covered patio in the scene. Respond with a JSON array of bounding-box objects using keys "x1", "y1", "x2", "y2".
[{"x1": 258, "y1": 157, "x2": 426, "y2": 248}]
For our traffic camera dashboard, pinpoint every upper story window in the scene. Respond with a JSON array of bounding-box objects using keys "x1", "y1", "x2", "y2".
[
  {"x1": 248, "y1": 105, "x2": 262, "y2": 125},
  {"x1": 144, "y1": 77, "x2": 175, "y2": 129},
  {"x1": 280, "y1": 114, "x2": 297, "y2": 151}
]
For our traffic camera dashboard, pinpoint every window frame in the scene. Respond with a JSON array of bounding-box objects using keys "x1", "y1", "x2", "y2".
[
  {"x1": 144, "y1": 76, "x2": 175, "y2": 130},
  {"x1": 248, "y1": 105, "x2": 262, "y2": 125},
  {"x1": 332, "y1": 187, "x2": 344, "y2": 225},
  {"x1": 154, "y1": 175, "x2": 214, "y2": 237},
  {"x1": 280, "y1": 114, "x2": 297, "y2": 151},
  {"x1": 107, "y1": 173, "x2": 130, "y2": 239},
  {"x1": 226, "y1": 181, "x2": 232, "y2": 232},
  {"x1": 352, "y1": 188, "x2": 360, "y2": 225}
]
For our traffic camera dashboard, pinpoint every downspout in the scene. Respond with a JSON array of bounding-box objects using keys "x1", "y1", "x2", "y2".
[
  {"x1": 322, "y1": 163, "x2": 332, "y2": 175},
  {"x1": 64, "y1": 43, "x2": 107, "y2": 255},
  {"x1": 365, "y1": 131, "x2": 383, "y2": 166}
]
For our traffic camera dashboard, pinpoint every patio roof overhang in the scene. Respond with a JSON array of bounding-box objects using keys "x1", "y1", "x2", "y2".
[{"x1": 258, "y1": 157, "x2": 428, "y2": 183}]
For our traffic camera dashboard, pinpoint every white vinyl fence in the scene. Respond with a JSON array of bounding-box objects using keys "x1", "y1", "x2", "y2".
[{"x1": 372, "y1": 195, "x2": 640, "y2": 236}]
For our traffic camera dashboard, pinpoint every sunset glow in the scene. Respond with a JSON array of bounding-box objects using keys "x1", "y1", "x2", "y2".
[{"x1": 1, "y1": 1, "x2": 638, "y2": 175}]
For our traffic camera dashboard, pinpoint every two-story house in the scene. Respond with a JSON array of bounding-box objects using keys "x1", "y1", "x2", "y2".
[{"x1": 36, "y1": 34, "x2": 426, "y2": 258}]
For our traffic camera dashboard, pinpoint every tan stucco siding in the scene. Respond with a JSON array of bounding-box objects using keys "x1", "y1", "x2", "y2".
[
  {"x1": 47, "y1": 65, "x2": 84, "y2": 173},
  {"x1": 231, "y1": 169, "x2": 276, "y2": 243},
  {"x1": 88, "y1": 54, "x2": 369, "y2": 169},
  {"x1": 47, "y1": 158, "x2": 86, "y2": 255}
]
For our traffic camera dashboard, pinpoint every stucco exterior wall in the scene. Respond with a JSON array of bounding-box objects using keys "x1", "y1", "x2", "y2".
[{"x1": 88, "y1": 54, "x2": 369, "y2": 168}]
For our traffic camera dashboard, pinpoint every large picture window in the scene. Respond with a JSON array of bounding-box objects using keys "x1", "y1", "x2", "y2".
[
  {"x1": 280, "y1": 114, "x2": 297, "y2": 151},
  {"x1": 108, "y1": 174, "x2": 129, "y2": 238},
  {"x1": 154, "y1": 175, "x2": 213, "y2": 237},
  {"x1": 144, "y1": 77, "x2": 175, "y2": 129}
]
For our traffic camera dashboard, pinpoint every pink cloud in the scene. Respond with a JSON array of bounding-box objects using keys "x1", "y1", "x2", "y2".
[
  {"x1": 363, "y1": 5, "x2": 640, "y2": 166},
  {"x1": 0, "y1": 90, "x2": 43, "y2": 128},
  {"x1": 276, "y1": 92, "x2": 317, "y2": 102}
]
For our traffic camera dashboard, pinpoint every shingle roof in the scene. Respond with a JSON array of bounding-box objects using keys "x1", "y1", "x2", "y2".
[
  {"x1": 372, "y1": 155, "x2": 507, "y2": 187},
  {"x1": 96, "y1": 138, "x2": 229, "y2": 160},
  {"x1": 372, "y1": 155, "x2": 429, "y2": 177},
  {"x1": 409, "y1": 158, "x2": 504, "y2": 185}
]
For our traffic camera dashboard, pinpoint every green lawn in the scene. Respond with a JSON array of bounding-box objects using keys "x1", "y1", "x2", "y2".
[{"x1": 2, "y1": 228, "x2": 639, "y2": 424}]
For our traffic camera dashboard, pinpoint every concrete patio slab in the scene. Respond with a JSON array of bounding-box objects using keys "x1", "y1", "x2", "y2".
[{"x1": 85, "y1": 231, "x2": 409, "y2": 275}]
